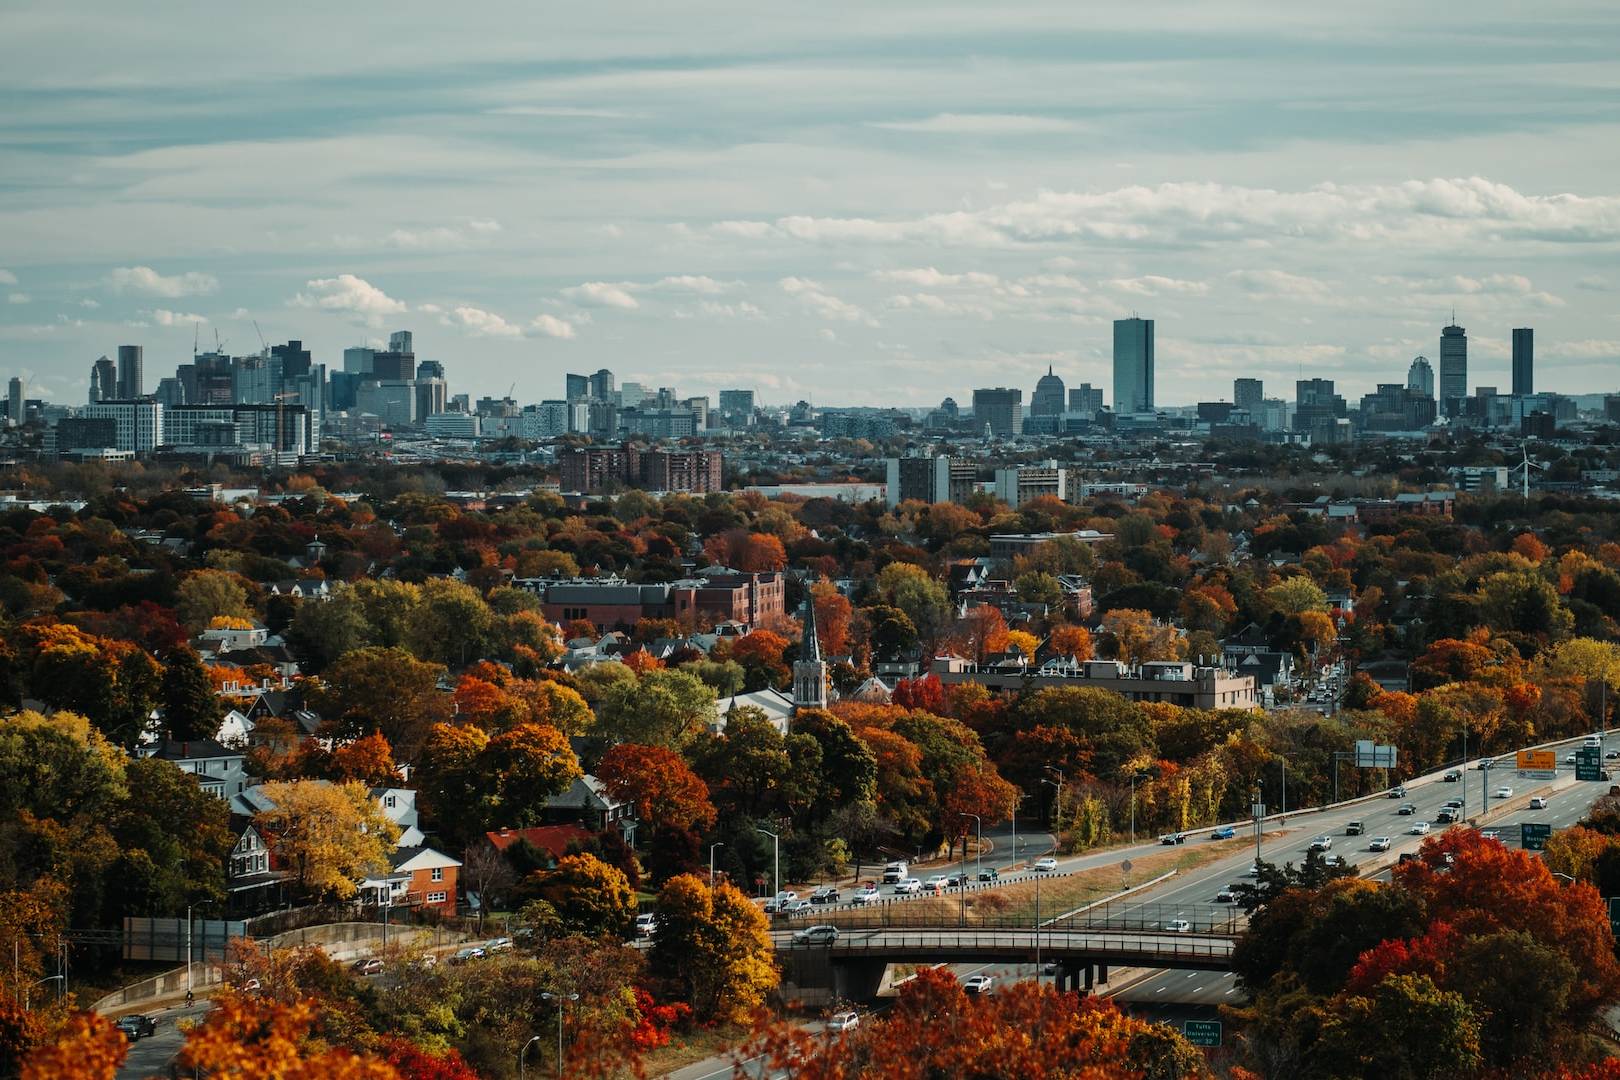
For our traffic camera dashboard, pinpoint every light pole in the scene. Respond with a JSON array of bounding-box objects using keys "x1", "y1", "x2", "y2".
[
  {"x1": 1278, "y1": 755, "x2": 1288, "y2": 817},
  {"x1": 1252, "y1": 787, "x2": 1264, "y2": 868},
  {"x1": 24, "y1": 975, "x2": 63, "y2": 1010},
  {"x1": 1011, "y1": 793, "x2": 1029, "y2": 868},
  {"x1": 540, "y1": 992, "x2": 579, "y2": 1078},
  {"x1": 755, "y1": 828, "x2": 780, "y2": 902},
  {"x1": 709, "y1": 842, "x2": 725, "y2": 887},
  {"x1": 186, "y1": 899, "x2": 216, "y2": 996},
  {"x1": 1043, "y1": 766, "x2": 1065, "y2": 833},
  {"x1": 519, "y1": 1034, "x2": 543, "y2": 1078},
  {"x1": 959, "y1": 813, "x2": 982, "y2": 878}
]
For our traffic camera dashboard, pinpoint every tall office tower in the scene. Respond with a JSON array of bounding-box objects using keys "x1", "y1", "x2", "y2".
[
  {"x1": 718, "y1": 389, "x2": 755, "y2": 425},
  {"x1": 1439, "y1": 319, "x2": 1468, "y2": 417},
  {"x1": 271, "y1": 340, "x2": 312, "y2": 383},
  {"x1": 1112, "y1": 317, "x2": 1155, "y2": 413},
  {"x1": 416, "y1": 377, "x2": 448, "y2": 420},
  {"x1": 1031, "y1": 367, "x2": 1066, "y2": 416},
  {"x1": 566, "y1": 373, "x2": 590, "y2": 401},
  {"x1": 7, "y1": 377, "x2": 22, "y2": 425},
  {"x1": 90, "y1": 356, "x2": 117, "y2": 403},
  {"x1": 343, "y1": 346, "x2": 374, "y2": 375},
  {"x1": 154, "y1": 377, "x2": 185, "y2": 407},
  {"x1": 619, "y1": 381, "x2": 651, "y2": 408},
  {"x1": 416, "y1": 360, "x2": 446, "y2": 382},
  {"x1": 232, "y1": 355, "x2": 273, "y2": 403},
  {"x1": 589, "y1": 368, "x2": 615, "y2": 401},
  {"x1": 1512, "y1": 328, "x2": 1534, "y2": 397},
  {"x1": 1407, "y1": 355, "x2": 1435, "y2": 399},
  {"x1": 388, "y1": 330, "x2": 413, "y2": 355},
  {"x1": 971, "y1": 387, "x2": 1023, "y2": 438},
  {"x1": 1069, "y1": 384, "x2": 1104, "y2": 415},
  {"x1": 117, "y1": 345, "x2": 144, "y2": 399},
  {"x1": 1233, "y1": 378, "x2": 1264, "y2": 411}
]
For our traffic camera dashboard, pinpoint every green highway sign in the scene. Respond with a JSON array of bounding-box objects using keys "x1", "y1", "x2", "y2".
[
  {"x1": 1577, "y1": 747, "x2": 1603, "y2": 782},
  {"x1": 1183, "y1": 1020, "x2": 1222, "y2": 1047},
  {"x1": 1521, "y1": 823, "x2": 1552, "y2": 851}
]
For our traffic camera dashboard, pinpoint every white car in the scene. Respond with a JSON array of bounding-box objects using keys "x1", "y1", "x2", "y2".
[
  {"x1": 1164, "y1": 918, "x2": 1192, "y2": 933},
  {"x1": 1494, "y1": 786, "x2": 1513, "y2": 799},
  {"x1": 634, "y1": 913, "x2": 658, "y2": 938},
  {"x1": 1033, "y1": 857, "x2": 1057, "y2": 872},
  {"x1": 1409, "y1": 821, "x2": 1431, "y2": 835},
  {"x1": 1244, "y1": 862, "x2": 1261, "y2": 876},
  {"x1": 892, "y1": 878, "x2": 922, "y2": 895},
  {"x1": 924, "y1": 874, "x2": 950, "y2": 890},
  {"x1": 1531, "y1": 796, "x2": 1549, "y2": 810},
  {"x1": 962, "y1": 975, "x2": 995, "y2": 994},
  {"x1": 852, "y1": 890, "x2": 881, "y2": 906},
  {"x1": 784, "y1": 899, "x2": 814, "y2": 916},
  {"x1": 792, "y1": 925, "x2": 839, "y2": 945},
  {"x1": 826, "y1": 1011, "x2": 860, "y2": 1032},
  {"x1": 1309, "y1": 835, "x2": 1333, "y2": 852},
  {"x1": 1480, "y1": 830, "x2": 1501, "y2": 842},
  {"x1": 1369, "y1": 837, "x2": 1392, "y2": 852}
]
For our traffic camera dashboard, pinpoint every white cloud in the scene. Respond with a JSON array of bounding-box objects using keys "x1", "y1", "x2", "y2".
[
  {"x1": 563, "y1": 281, "x2": 639, "y2": 309},
  {"x1": 291, "y1": 274, "x2": 407, "y2": 325},
  {"x1": 869, "y1": 113, "x2": 1079, "y2": 134},
  {"x1": 384, "y1": 219, "x2": 503, "y2": 249},
  {"x1": 1105, "y1": 275, "x2": 1211, "y2": 296},
  {"x1": 873, "y1": 267, "x2": 1000, "y2": 288},
  {"x1": 530, "y1": 314, "x2": 576, "y2": 339},
  {"x1": 443, "y1": 305, "x2": 523, "y2": 338},
  {"x1": 1227, "y1": 269, "x2": 1331, "y2": 298},
  {"x1": 886, "y1": 293, "x2": 995, "y2": 320},
  {"x1": 108, "y1": 265, "x2": 220, "y2": 298},
  {"x1": 698, "y1": 301, "x2": 764, "y2": 319},
  {"x1": 7, "y1": 293, "x2": 30, "y2": 305},
  {"x1": 780, "y1": 277, "x2": 874, "y2": 324},
  {"x1": 79, "y1": 298, "x2": 100, "y2": 309},
  {"x1": 654, "y1": 275, "x2": 731, "y2": 294},
  {"x1": 151, "y1": 308, "x2": 206, "y2": 325},
  {"x1": 0, "y1": 270, "x2": 16, "y2": 285}
]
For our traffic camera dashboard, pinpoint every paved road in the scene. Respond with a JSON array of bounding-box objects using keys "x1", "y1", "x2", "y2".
[{"x1": 115, "y1": 1000, "x2": 209, "y2": 1079}]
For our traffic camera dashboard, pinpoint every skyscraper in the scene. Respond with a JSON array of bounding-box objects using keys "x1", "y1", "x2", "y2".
[
  {"x1": 7, "y1": 377, "x2": 22, "y2": 425},
  {"x1": 1512, "y1": 328, "x2": 1534, "y2": 397},
  {"x1": 1031, "y1": 367, "x2": 1066, "y2": 416},
  {"x1": 343, "y1": 347, "x2": 374, "y2": 375},
  {"x1": 117, "y1": 344, "x2": 144, "y2": 399},
  {"x1": 1407, "y1": 356, "x2": 1435, "y2": 399},
  {"x1": 1113, "y1": 317, "x2": 1154, "y2": 414},
  {"x1": 971, "y1": 387, "x2": 1023, "y2": 438},
  {"x1": 1233, "y1": 378, "x2": 1264, "y2": 411},
  {"x1": 1439, "y1": 319, "x2": 1468, "y2": 417},
  {"x1": 1069, "y1": 384, "x2": 1104, "y2": 415},
  {"x1": 589, "y1": 369, "x2": 615, "y2": 401},
  {"x1": 89, "y1": 356, "x2": 116, "y2": 403},
  {"x1": 566, "y1": 373, "x2": 590, "y2": 401},
  {"x1": 718, "y1": 389, "x2": 754, "y2": 425},
  {"x1": 388, "y1": 330, "x2": 413, "y2": 355}
]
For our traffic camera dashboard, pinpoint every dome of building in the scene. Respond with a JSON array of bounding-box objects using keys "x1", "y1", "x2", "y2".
[{"x1": 1031, "y1": 367, "x2": 1066, "y2": 416}]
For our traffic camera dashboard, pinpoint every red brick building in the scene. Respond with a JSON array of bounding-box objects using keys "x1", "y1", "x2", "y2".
[
  {"x1": 560, "y1": 443, "x2": 723, "y2": 494},
  {"x1": 519, "y1": 568, "x2": 785, "y2": 631}
]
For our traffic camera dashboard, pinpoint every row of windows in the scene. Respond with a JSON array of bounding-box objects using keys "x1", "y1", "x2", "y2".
[{"x1": 427, "y1": 891, "x2": 447, "y2": 904}]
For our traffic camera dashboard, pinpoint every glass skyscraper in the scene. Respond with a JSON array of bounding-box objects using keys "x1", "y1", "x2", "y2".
[
  {"x1": 1440, "y1": 320, "x2": 1468, "y2": 417},
  {"x1": 1113, "y1": 317, "x2": 1154, "y2": 414}
]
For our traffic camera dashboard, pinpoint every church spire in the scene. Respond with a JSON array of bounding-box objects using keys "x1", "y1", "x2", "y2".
[
  {"x1": 802, "y1": 593, "x2": 822, "y2": 664},
  {"x1": 792, "y1": 594, "x2": 828, "y2": 712}
]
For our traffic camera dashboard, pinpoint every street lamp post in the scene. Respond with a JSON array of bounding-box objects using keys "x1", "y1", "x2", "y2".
[
  {"x1": 1011, "y1": 793, "x2": 1029, "y2": 867},
  {"x1": 519, "y1": 1034, "x2": 543, "y2": 1079},
  {"x1": 24, "y1": 975, "x2": 63, "y2": 1011},
  {"x1": 186, "y1": 900, "x2": 216, "y2": 996},
  {"x1": 755, "y1": 828, "x2": 780, "y2": 902},
  {"x1": 541, "y1": 992, "x2": 579, "y2": 1078},
  {"x1": 1043, "y1": 767, "x2": 1065, "y2": 832},
  {"x1": 959, "y1": 813, "x2": 983, "y2": 878},
  {"x1": 709, "y1": 842, "x2": 725, "y2": 887}
]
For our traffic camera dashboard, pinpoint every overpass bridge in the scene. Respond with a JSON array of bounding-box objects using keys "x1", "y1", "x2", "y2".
[{"x1": 775, "y1": 902, "x2": 1241, "y2": 1001}]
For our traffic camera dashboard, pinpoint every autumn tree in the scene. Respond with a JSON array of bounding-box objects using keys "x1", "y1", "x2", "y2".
[
  {"x1": 324, "y1": 733, "x2": 398, "y2": 787},
  {"x1": 596, "y1": 744, "x2": 717, "y2": 836},
  {"x1": 649, "y1": 875, "x2": 778, "y2": 1023},
  {"x1": 810, "y1": 582, "x2": 853, "y2": 658},
  {"x1": 308, "y1": 647, "x2": 448, "y2": 759},
  {"x1": 1263, "y1": 575, "x2": 1329, "y2": 616},
  {"x1": 524, "y1": 853, "x2": 636, "y2": 940},
  {"x1": 254, "y1": 780, "x2": 399, "y2": 901},
  {"x1": 593, "y1": 668, "x2": 716, "y2": 749},
  {"x1": 1099, "y1": 608, "x2": 1185, "y2": 665},
  {"x1": 19, "y1": 1011, "x2": 127, "y2": 1080},
  {"x1": 1049, "y1": 623, "x2": 1094, "y2": 662},
  {"x1": 176, "y1": 991, "x2": 402, "y2": 1079},
  {"x1": 175, "y1": 569, "x2": 255, "y2": 633}
]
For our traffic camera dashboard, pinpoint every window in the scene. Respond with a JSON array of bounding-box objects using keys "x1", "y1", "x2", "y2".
[
  {"x1": 431, "y1": 867, "x2": 444, "y2": 882},
  {"x1": 385, "y1": 795, "x2": 397, "y2": 808},
  {"x1": 426, "y1": 891, "x2": 447, "y2": 904}
]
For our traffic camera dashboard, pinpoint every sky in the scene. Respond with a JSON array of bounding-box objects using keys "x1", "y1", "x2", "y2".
[{"x1": 3, "y1": 2, "x2": 1620, "y2": 409}]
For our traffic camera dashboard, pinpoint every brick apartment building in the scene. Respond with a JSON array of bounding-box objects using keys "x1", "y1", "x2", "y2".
[
  {"x1": 560, "y1": 443, "x2": 723, "y2": 494},
  {"x1": 518, "y1": 568, "x2": 785, "y2": 631}
]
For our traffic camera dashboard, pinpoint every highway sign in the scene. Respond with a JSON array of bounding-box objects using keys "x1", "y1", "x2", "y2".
[
  {"x1": 1183, "y1": 1020, "x2": 1222, "y2": 1047},
  {"x1": 1355, "y1": 740, "x2": 1397, "y2": 769},
  {"x1": 1518, "y1": 749, "x2": 1557, "y2": 773},
  {"x1": 1577, "y1": 747, "x2": 1603, "y2": 782},
  {"x1": 1521, "y1": 823, "x2": 1552, "y2": 850}
]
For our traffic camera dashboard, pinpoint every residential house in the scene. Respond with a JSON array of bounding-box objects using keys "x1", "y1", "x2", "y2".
[
  {"x1": 481, "y1": 824, "x2": 596, "y2": 867},
  {"x1": 356, "y1": 847, "x2": 462, "y2": 914},
  {"x1": 1221, "y1": 622, "x2": 1296, "y2": 690},
  {"x1": 225, "y1": 824, "x2": 287, "y2": 914},
  {"x1": 144, "y1": 737, "x2": 249, "y2": 799},
  {"x1": 373, "y1": 787, "x2": 425, "y2": 846},
  {"x1": 544, "y1": 775, "x2": 637, "y2": 841}
]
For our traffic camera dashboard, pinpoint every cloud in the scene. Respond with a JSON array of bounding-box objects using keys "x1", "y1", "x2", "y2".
[
  {"x1": 697, "y1": 301, "x2": 764, "y2": 319},
  {"x1": 108, "y1": 265, "x2": 220, "y2": 298},
  {"x1": 80, "y1": 298, "x2": 100, "y2": 309},
  {"x1": 873, "y1": 267, "x2": 1000, "y2": 288},
  {"x1": 383, "y1": 219, "x2": 503, "y2": 249},
  {"x1": 1227, "y1": 269, "x2": 1331, "y2": 298},
  {"x1": 0, "y1": 270, "x2": 16, "y2": 285},
  {"x1": 530, "y1": 314, "x2": 576, "y2": 339},
  {"x1": 1105, "y1": 275, "x2": 1211, "y2": 296},
  {"x1": 885, "y1": 293, "x2": 995, "y2": 320},
  {"x1": 442, "y1": 306, "x2": 523, "y2": 338},
  {"x1": 563, "y1": 281, "x2": 639, "y2": 309},
  {"x1": 151, "y1": 309, "x2": 206, "y2": 325},
  {"x1": 7, "y1": 294, "x2": 30, "y2": 305},
  {"x1": 868, "y1": 113, "x2": 1080, "y2": 134},
  {"x1": 654, "y1": 275, "x2": 732, "y2": 294},
  {"x1": 1378, "y1": 272, "x2": 1565, "y2": 308},
  {"x1": 780, "y1": 277, "x2": 874, "y2": 324},
  {"x1": 291, "y1": 274, "x2": 407, "y2": 325}
]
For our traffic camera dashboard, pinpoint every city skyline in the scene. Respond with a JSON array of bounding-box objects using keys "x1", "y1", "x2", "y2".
[{"x1": 3, "y1": 3, "x2": 1620, "y2": 406}]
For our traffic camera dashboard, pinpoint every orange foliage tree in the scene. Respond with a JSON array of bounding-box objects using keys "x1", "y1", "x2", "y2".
[
  {"x1": 1048, "y1": 623, "x2": 1094, "y2": 662},
  {"x1": 810, "y1": 582, "x2": 853, "y2": 658},
  {"x1": 19, "y1": 1011, "x2": 127, "y2": 1080},
  {"x1": 177, "y1": 991, "x2": 401, "y2": 1079},
  {"x1": 596, "y1": 743, "x2": 718, "y2": 835}
]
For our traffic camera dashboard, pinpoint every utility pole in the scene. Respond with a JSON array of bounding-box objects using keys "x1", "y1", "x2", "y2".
[
  {"x1": 709, "y1": 842, "x2": 724, "y2": 887},
  {"x1": 960, "y1": 813, "x2": 983, "y2": 877},
  {"x1": 755, "y1": 828, "x2": 780, "y2": 901}
]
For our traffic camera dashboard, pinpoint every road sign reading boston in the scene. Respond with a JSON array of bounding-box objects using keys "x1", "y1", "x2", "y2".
[
  {"x1": 1522, "y1": 823, "x2": 1552, "y2": 850},
  {"x1": 1183, "y1": 1020, "x2": 1222, "y2": 1047},
  {"x1": 1577, "y1": 747, "x2": 1603, "y2": 782}
]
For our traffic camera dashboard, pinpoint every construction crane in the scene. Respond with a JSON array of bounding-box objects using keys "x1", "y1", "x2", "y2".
[{"x1": 253, "y1": 320, "x2": 268, "y2": 356}]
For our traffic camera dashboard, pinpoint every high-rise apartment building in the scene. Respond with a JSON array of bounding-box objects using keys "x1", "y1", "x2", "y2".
[
  {"x1": 1440, "y1": 320, "x2": 1468, "y2": 417},
  {"x1": 1512, "y1": 328, "x2": 1534, "y2": 397},
  {"x1": 1233, "y1": 378, "x2": 1264, "y2": 411},
  {"x1": 885, "y1": 455, "x2": 979, "y2": 508},
  {"x1": 718, "y1": 389, "x2": 755, "y2": 426},
  {"x1": 1113, "y1": 317, "x2": 1154, "y2": 413},
  {"x1": 1031, "y1": 368, "x2": 1066, "y2": 416},
  {"x1": 1069, "y1": 384, "x2": 1105, "y2": 415},
  {"x1": 7, "y1": 377, "x2": 22, "y2": 425},
  {"x1": 1408, "y1": 356, "x2": 1435, "y2": 399},
  {"x1": 117, "y1": 345, "x2": 144, "y2": 399},
  {"x1": 972, "y1": 387, "x2": 1023, "y2": 438}
]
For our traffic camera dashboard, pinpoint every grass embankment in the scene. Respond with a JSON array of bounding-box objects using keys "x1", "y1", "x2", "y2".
[
  {"x1": 639, "y1": 1022, "x2": 751, "y2": 1076},
  {"x1": 819, "y1": 837, "x2": 1255, "y2": 928}
]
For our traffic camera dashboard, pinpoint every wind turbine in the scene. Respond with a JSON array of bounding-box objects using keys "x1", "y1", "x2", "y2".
[{"x1": 1511, "y1": 441, "x2": 1545, "y2": 501}]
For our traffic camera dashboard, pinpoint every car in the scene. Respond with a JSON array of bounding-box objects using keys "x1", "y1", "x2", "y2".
[
  {"x1": 826, "y1": 1010, "x2": 860, "y2": 1033},
  {"x1": 1214, "y1": 886, "x2": 1237, "y2": 903},
  {"x1": 1607, "y1": 751, "x2": 1620, "y2": 761},
  {"x1": 1480, "y1": 829, "x2": 1501, "y2": 842},
  {"x1": 115, "y1": 1015, "x2": 157, "y2": 1041},
  {"x1": 784, "y1": 899, "x2": 814, "y2": 916},
  {"x1": 852, "y1": 890, "x2": 881, "y2": 906},
  {"x1": 1530, "y1": 796, "x2": 1549, "y2": 810},
  {"x1": 1033, "y1": 857, "x2": 1057, "y2": 872},
  {"x1": 882, "y1": 862, "x2": 908, "y2": 884},
  {"x1": 450, "y1": 946, "x2": 485, "y2": 965},
  {"x1": 1211, "y1": 826, "x2": 1236, "y2": 840},
  {"x1": 1436, "y1": 809, "x2": 1457, "y2": 824},
  {"x1": 1409, "y1": 822, "x2": 1431, "y2": 835},
  {"x1": 774, "y1": 890, "x2": 799, "y2": 906},
  {"x1": 1244, "y1": 862, "x2": 1261, "y2": 876},
  {"x1": 1443, "y1": 799, "x2": 1462, "y2": 809},
  {"x1": 977, "y1": 867, "x2": 1000, "y2": 882},
  {"x1": 1310, "y1": 835, "x2": 1332, "y2": 851},
  {"x1": 1442, "y1": 770, "x2": 1461, "y2": 782},
  {"x1": 892, "y1": 878, "x2": 922, "y2": 895},
  {"x1": 1345, "y1": 821, "x2": 1364, "y2": 836},
  {"x1": 1369, "y1": 836, "x2": 1392, "y2": 852},
  {"x1": 1159, "y1": 832, "x2": 1186, "y2": 845},
  {"x1": 962, "y1": 975, "x2": 995, "y2": 994},
  {"x1": 810, "y1": 887, "x2": 841, "y2": 905},
  {"x1": 1389, "y1": 786, "x2": 1408, "y2": 798},
  {"x1": 1164, "y1": 918, "x2": 1193, "y2": 933},
  {"x1": 1398, "y1": 852, "x2": 1419, "y2": 864},
  {"x1": 351, "y1": 957, "x2": 385, "y2": 976},
  {"x1": 1494, "y1": 786, "x2": 1513, "y2": 799},
  {"x1": 792, "y1": 924, "x2": 839, "y2": 945},
  {"x1": 1324, "y1": 855, "x2": 1347, "y2": 868},
  {"x1": 1397, "y1": 803, "x2": 1417, "y2": 815},
  {"x1": 1475, "y1": 759, "x2": 1493, "y2": 770},
  {"x1": 945, "y1": 873, "x2": 968, "y2": 887},
  {"x1": 924, "y1": 874, "x2": 950, "y2": 889},
  {"x1": 1566, "y1": 753, "x2": 1578, "y2": 765}
]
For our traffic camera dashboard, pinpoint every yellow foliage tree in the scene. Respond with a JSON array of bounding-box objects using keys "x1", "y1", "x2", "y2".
[
  {"x1": 1005, "y1": 630, "x2": 1039, "y2": 662},
  {"x1": 649, "y1": 875, "x2": 778, "y2": 1024},
  {"x1": 254, "y1": 780, "x2": 399, "y2": 901}
]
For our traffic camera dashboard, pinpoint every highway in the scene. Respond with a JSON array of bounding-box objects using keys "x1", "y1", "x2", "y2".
[{"x1": 114, "y1": 999, "x2": 209, "y2": 1079}]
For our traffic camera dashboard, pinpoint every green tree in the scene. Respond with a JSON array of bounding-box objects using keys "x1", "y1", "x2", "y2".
[
  {"x1": 174, "y1": 569, "x2": 254, "y2": 633},
  {"x1": 160, "y1": 646, "x2": 220, "y2": 741},
  {"x1": 874, "y1": 563, "x2": 951, "y2": 639},
  {"x1": 1317, "y1": 973, "x2": 1482, "y2": 1080},
  {"x1": 594, "y1": 668, "x2": 716, "y2": 749},
  {"x1": 308, "y1": 646, "x2": 448, "y2": 758},
  {"x1": 107, "y1": 757, "x2": 233, "y2": 917},
  {"x1": 406, "y1": 578, "x2": 495, "y2": 667},
  {"x1": 1264, "y1": 576, "x2": 1329, "y2": 616},
  {"x1": 1013, "y1": 571, "x2": 1066, "y2": 608}
]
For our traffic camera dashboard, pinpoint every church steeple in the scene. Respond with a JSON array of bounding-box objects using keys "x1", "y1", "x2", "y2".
[{"x1": 792, "y1": 595, "x2": 828, "y2": 712}]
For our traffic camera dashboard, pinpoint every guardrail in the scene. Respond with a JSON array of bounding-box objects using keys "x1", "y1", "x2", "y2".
[
  {"x1": 799, "y1": 929, "x2": 1237, "y2": 964},
  {"x1": 785, "y1": 900, "x2": 1243, "y2": 936}
]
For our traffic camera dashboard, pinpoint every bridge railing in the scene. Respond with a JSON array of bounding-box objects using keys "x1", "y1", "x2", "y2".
[
  {"x1": 788, "y1": 900, "x2": 1243, "y2": 936},
  {"x1": 791, "y1": 929, "x2": 1236, "y2": 961}
]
